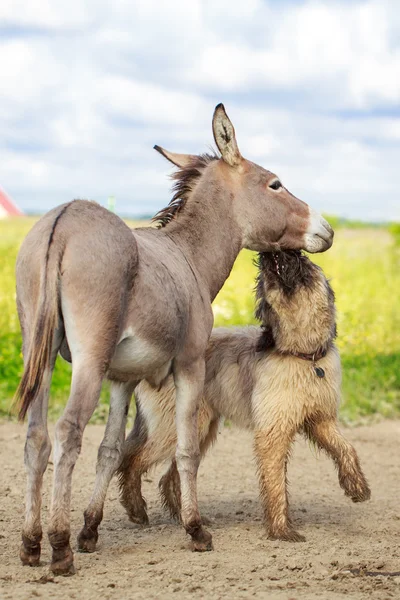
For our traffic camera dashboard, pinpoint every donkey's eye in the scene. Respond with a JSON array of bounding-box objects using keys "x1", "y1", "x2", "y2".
[{"x1": 269, "y1": 180, "x2": 282, "y2": 190}]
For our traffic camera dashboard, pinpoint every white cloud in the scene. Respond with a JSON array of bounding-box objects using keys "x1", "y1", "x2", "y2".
[
  {"x1": 188, "y1": 0, "x2": 400, "y2": 109},
  {"x1": 0, "y1": 0, "x2": 90, "y2": 28},
  {"x1": 0, "y1": 0, "x2": 399, "y2": 220}
]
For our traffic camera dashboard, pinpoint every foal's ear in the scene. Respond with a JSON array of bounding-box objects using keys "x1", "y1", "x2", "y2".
[
  {"x1": 154, "y1": 145, "x2": 196, "y2": 169},
  {"x1": 212, "y1": 104, "x2": 242, "y2": 168}
]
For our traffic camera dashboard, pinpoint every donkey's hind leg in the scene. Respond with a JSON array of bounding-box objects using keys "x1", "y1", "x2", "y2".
[
  {"x1": 304, "y1": 419, "x2": 370, "y2": 503},
  {"x1": 20, "y1": 353, "x2": 58, "y2": 566},
  {"x1": 20, "y1": 318, "x2": 62, "y2": 567},
  {"x1": 77, "y1": 381, "x2": 136, "y2": 553},
  {"x1": 48, "y1": 360, "x2": 104, "y2": 575}
]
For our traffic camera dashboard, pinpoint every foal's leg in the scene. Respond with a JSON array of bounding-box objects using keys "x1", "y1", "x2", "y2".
[
  {"x1": 119, "y1": 399, "x2": 175, "y2": 524},
  {"x1": 304, "y1": 419, "x2": 371, "y2": 502},
  {"x1": 20, "y1": 363, "x2": 54, "y2": 566},
  {"x1": 118, "y1": 410, "x2": 152, "y2": 525},
  {"x1": 120, "y1": 463, "x2": 149, "y2": 525},
  {"x1": 159, "y1": 459, "x2": 181, "y2": 521},
  {"x1": 159, "y1": 417, "x2": 219, "y2": 521},
  {"x1": 48, "y1": 360, "x2": 104, "y2": 575},
  {"x1": 174, "y1": 359, "x2": 212, "y2": 551},
  {"x1": 254, "y1": 425, "x2": 305, "y2": 542},
  {"x1": 77, "y1": 381, "x2": 135, "y2": 553}
]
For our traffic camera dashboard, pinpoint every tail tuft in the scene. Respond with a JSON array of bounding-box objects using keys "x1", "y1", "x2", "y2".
[
  {"x1": 15, "y1": 306, "x2": 56, "y2": 420},
  {"x1": 14, "y1": 204, "x2": 69, "y2": 420}
]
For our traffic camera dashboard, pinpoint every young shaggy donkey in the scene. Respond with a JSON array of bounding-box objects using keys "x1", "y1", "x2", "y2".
[{"x1": 119, "y1": 251, "x2": 371, "y2": 542}]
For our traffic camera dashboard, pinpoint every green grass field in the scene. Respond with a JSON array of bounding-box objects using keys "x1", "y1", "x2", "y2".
[{"x1": 1, "y1": 217, "x2": 399, "y2": 423}]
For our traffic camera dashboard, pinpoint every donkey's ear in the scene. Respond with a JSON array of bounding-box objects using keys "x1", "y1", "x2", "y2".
[
  {"x1": 154, "y1": 145, "x2": 196, "y2": 169},
  {"x1": 212, "y1": 104, "x2": 242, "y2": 168}
]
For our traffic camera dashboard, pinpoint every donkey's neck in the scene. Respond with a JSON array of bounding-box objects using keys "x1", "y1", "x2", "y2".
[
  {"x1": 163, "y1": 172, "x2": 242, "y2": 301},
  {"x1": 273, "y1": 309, "x2": 336, "y2": 356}
]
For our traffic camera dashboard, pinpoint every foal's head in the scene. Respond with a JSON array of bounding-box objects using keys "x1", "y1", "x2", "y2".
[
  {"x1": 154, "y1": 104, "x2": 334, "y2": 254},
  {"x1": 255, "y1": 251, "x2": 336, "y2": 356}
]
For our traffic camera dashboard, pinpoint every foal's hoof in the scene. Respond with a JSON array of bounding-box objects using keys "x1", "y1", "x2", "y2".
[
  {"x1": 347, "y1": 483, "x2": 371, "y2": 503},
  {"x1": 190, "y1": 528, "x2": 213, "y2": 552},
  {"x1": 50, "y1": 547, "x2": 75, "y2": 576},
  {"x1": 269, "y1": 528, "x2": 306, "y2": 543},
  {"x1": 127, "y1": 511, "x2": 149, "y2": 526},
  {"x1": 120, "y1": 497, "x2": 149, "y2": 526}
]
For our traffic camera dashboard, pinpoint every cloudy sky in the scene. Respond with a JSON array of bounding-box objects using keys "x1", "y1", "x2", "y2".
[{"x1": 1, "y1": 0, "x2": 399, "y2": 221}]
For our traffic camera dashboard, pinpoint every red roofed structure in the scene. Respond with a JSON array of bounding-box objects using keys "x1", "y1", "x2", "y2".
[{"x1": 0, "y1": 186, "x2": 23, "y2": 218}]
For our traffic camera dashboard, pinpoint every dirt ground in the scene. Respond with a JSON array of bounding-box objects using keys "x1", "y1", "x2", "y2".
[{"x1": 0, "y1": 420, "x2": 399, "y2": 600}]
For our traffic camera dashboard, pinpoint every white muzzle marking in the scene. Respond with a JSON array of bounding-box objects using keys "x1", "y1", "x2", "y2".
[{"x1": 304, "y1": 209, "x2": 334, "y2": 253}]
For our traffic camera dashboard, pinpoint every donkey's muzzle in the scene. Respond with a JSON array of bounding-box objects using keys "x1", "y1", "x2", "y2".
[{"x1": 303, "y1": 210, "x2": 334, "y2": 253}]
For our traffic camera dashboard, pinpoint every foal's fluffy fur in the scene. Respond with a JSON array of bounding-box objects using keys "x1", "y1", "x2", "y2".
[{"x1": 118, "y1": 251, "x2": 370, "y2": 541}]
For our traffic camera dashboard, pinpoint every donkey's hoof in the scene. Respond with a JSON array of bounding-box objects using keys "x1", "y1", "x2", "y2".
[
  {"x1": 269, "y1": 528, "x2": 306, "y2": 543},
  {"x1": 50, "y1": 552, "x2": 75, "y2": 576},
  {"x1": 51, "y1": 561, "x2": 76, "y2": 577},
  {"x1": 77, "y1": 534, "x2": 97, "y2": 553},
  {"x1": 77, "y1": 528, "x2": 98, "y2": 553},
  {"x1": 20, "y1": 535, "x2": 41, "y2": 566},
  {"x1": 191, "y1": 529, "x2": 213, "y2": 552},
  {"x1": 50, "y1": 542, "x2": 75, "y2": 576},
  {"x1": 191, "y1": 540, "x2": 213, "y2": 552},
  {"x1": 20, "y1": 545, "x2": 41, "y2": 567}
]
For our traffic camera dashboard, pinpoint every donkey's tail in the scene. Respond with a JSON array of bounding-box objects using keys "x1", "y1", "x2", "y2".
[{"x1": 15, "y1": 204, "x2": 70, "y2": 421}]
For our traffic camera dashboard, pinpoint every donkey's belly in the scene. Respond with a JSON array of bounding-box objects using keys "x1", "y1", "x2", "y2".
[{"x1": 108, "y1": 334, "x2": 172, "y2": 385}]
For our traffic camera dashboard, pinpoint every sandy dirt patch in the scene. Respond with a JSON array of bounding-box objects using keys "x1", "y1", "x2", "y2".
[{"x1": 0, "y1": 420, "x2": 399, "y2": 599}]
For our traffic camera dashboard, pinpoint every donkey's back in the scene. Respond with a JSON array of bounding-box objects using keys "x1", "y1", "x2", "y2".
[
  {"x1": 17, "y1": 200, "x2": 204, "y2": 402},
  {"x1": 16, "y1": 200, "x2": 139, "y2": 411}
]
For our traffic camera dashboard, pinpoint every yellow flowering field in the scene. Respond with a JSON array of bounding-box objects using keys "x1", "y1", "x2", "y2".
[{"x1": 1, "y1": 217, "x2": 399, "y2": 422}]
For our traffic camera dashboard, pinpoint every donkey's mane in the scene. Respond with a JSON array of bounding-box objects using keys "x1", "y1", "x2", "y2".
[{"x1": 152, "y1": 152, "x2": 219, "y2": 228}]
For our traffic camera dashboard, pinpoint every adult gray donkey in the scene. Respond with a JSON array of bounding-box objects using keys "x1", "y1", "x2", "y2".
[{"x1": 15, "y1": 104, "x2": 333, "y2": 574}]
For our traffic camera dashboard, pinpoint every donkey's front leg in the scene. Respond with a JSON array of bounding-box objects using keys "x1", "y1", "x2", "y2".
[
  {"x1": 78, "y1": 381, "x2": 135, "y2": 553},
  {"x1": 254, "y1": 426, "x2": 305, "y2": 542},
  {"x1": 174, "y1": 359, "x2": 213, "y2": 551},
  {"x1": 159, "y1": 418, "x2": 220, "y2": 522},
  {"x1": 305, "y1": 419, "x2": 371, "y2": 503},
  {"x1": 48, "y1": 363, "x2": 103, "y2": 575}
]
